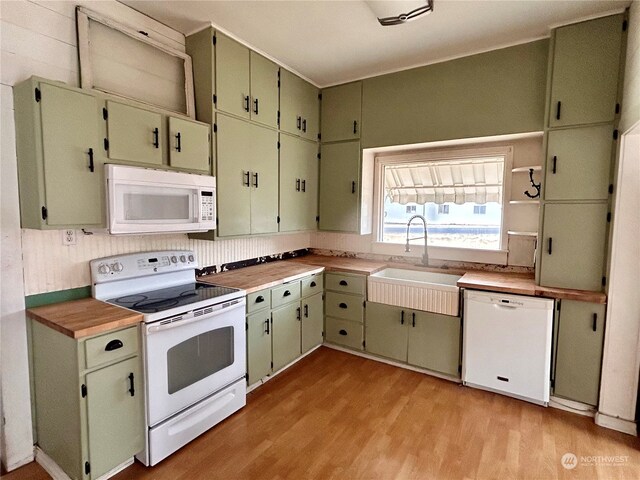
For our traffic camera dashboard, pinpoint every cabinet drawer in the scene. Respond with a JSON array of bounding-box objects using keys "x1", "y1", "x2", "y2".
[
  {"x1": 301, "y1": 274, "x2": 323, "y2": 298},
  {"x1": 325, "y1": 291, "x2": 364, "y2": 323},
  {"x1": 271, "y1": 281, "x2": 301, "y2": 309},
  {"x1": 325, "y1": 272, "x2": 366, "y2": 295},
  {"x1": 247, "y1": 289, "x2": 271, "y2": 313},
  {"x1": 84, "y1": 326, "x2": 139, "y2": 369},
  {"x1": 325, "y1": 317, "x2": 363, "y2": 350}
]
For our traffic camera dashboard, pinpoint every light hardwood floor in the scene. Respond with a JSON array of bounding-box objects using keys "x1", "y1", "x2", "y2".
[{"x1": 8, "y1": 347, "x2": 640, "y2": 479}]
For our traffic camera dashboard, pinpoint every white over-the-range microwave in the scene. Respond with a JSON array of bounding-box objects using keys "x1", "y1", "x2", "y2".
[{"x1": 106, "y1": 164, "x2": 216, "y2": 235}]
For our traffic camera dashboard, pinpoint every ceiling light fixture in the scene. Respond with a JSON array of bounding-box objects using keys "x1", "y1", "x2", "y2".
[{"x1": 373, "y1": 0, "x2": 434, "y2": 27}]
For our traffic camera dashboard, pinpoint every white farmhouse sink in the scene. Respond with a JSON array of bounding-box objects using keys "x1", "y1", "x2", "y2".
[{"x1": 368, "y1": 268, "x2": 462, "y2": 316}]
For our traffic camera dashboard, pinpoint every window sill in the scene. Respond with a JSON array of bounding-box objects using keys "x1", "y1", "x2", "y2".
[{"x1": 371, "y1": 242, "x2": 508, "y2": 266}]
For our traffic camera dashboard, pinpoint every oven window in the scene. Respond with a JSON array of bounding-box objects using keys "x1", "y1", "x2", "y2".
[{"x1": 166, "y1": 326, "x2": 234, "y2": 394}]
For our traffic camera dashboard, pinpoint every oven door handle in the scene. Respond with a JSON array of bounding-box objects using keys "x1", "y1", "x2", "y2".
[{"x1": 146, "y1": 300, "x2": 245, "y2": 334}]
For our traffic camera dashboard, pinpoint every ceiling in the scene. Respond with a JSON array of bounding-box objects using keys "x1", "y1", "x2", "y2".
[{"x1": 122, "y1": 0, "x2": 630, "y2": 87}]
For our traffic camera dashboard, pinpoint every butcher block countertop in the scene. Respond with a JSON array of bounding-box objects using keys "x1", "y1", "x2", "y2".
[
  {"x1": 199, "y1": 261, "x2": 324, "y2": 294},
  {"x1": 458, "y1": 271, "x2": 607, "y2": 304},
  {"x1": 287, "y1": 255, "x2": 387, "y2": 275},
  {"x1": 27, "y1": 298, "x2": 143, "y2": 339}
]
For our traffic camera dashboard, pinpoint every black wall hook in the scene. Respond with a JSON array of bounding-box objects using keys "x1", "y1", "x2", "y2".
[{"x1": 524, "y1": 168, "x2": 540, "y2": 199}]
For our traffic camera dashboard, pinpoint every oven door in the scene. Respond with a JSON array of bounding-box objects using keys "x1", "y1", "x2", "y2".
[{"x1": 143, "y1": 300, "x2": 246, "y2": 427}]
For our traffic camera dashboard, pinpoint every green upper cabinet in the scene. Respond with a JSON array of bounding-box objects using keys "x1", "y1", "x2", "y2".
[
  {"x1": 548, "y1": 14, "x2": 623, "y2": 127},
  {"x1": 86, "y1": 356, "x2": 144, "y2": 479},
  {"x1": 250, "y1": 52, "x2": 279, "y2": 128},
  {"x1": 319, "y1": 141, "x2": 361, "y2": 232},
  {"x1": 539, "y1": 203, "x2": 608, "y2": 291},
  {"x1": 14, "y1": 78, "x2": 105, "y2": 229},
  {"x1": 320, "y1": 82, "x2": 362, "y2": 142},
  {"x1": 280, "y1": 69, "x2": 319, "y2": 141},
  {"x1": 365, "y1": 302, "x2": 408, "y2": 362},
  {"x1": 545, "y1": 125, "x2": 613, "y2": 201},
  {"x1": 407, "y1": 311, "x2": 461, "y2": 377},
  {"x1": 553, "y1": 300, "x2": 606, "y2": 406},
  {"x1": 168, "y1": 116, "x2": 211, "y2": 172},
  {"x1": 215, "y1": 32, "x2": 251, "y2": 119},
  {"x1": 279, "y1": 134, "x2": 318, "y2": 232},
  {"x1": 185, "y1": 27, "x2": 216, "y2": 124},
  {"x1": 215, "y1": 114, "x2": 278, "y2": 237},
  {"x1": 105, "y1": 101, "x2": 162, "y2": 166}
]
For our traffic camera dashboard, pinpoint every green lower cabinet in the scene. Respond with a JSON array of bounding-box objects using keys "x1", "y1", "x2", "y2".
[
  {"x1": 407, "y1": 311, "x2": 461, "y2": 376},
  {"x1": 86, "y1": 357, "x2": 144, "y2": 479},
  {"x1": 271, "y1": 303, "x2": 302, "y2": 372},
  {"x1": 365, "y1": 302, "x2": 408, "y2": 362},
  {"x1": 301, "y1": 292, "x2": 324, "y2": 353},
  {"x1": 324, "y1": 317, "x2": 363, "y2": 350},
  {"x1": 246, "y1": 310, "x2": 272, "y2": 385},
  {"x1": 553, "y1": 300, "x2": 606, "y2": 406}
]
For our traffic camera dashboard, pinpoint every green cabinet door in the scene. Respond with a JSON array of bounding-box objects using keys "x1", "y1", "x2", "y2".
[
  {"x1": 301, "y1": 293, "x2": 324, "y2": 353},
  {"x1": 216, "y1": 114, "x2": 252, "y2": 236},
  {"x1": 300, "y1": 80, "x2": 319, "y2": 141},
  {"x1": 545, "y1": 125, "x2": 613, "y2": 201},
  {"x1": 540, "y1": 203, "x2": 608, "y2": 291},
  {"x1": 248, "y1": 123, "x2": 279, "y2": 234},
  {"x1": 250, "y1": 52, "x2": 279, "y2": 128},
  {"x1": 215, "y1": 32, "x2": 250, "y2": 119},
  {"x1": 279, "y1": 135, "x2": 318, "y2": 231},
  {"x1": 86, "y1": 356, "x2": 144, "y2": 479},
  {"x1": 106, "y1": 101, "x2": 162, "y2": 165},
  {"x1": 40, "y1": 83, "x2": 103, "y2": 226},
  {"x1": 321, "y1": 82, "x2": 362, "y2": 142},
  {"x1": 271, "y1": 303, "x2": 301, "y2": 372},
  {"x1": 319, "y1": 141, "x2": 361, "y2": 232},
  {"x1": 554, "y1": 300, "x2": 606, "y2": 406},
  {"x1": 168, "y1": 117, "x2": 211, "y2": 172},
  {"x1": 549, "y1": 14, "x2": 623, "y2": 127},
  {"x1": 301, "y1": 139, "x2": 319, "y2": 230},
  {"x1": 247, "y1": 311, "x2": 272, "y2": 385},
  {"x1": 280, "y1": 69, "x2": 303, "y2": 136},
  {"x1": 407, "y1": 311, "x2": 461, "y2": 376},
  {"x1": 365, "y1": 302, "x2": 408, "y2": 362}
]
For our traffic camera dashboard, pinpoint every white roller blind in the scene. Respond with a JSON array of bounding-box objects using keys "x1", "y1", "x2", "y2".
[{"x1": 384, "y1": 156, "x2": 504, "y2": 205}]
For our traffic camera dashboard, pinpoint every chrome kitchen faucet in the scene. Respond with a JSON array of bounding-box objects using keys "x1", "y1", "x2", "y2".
[{"x1": 405, "y1": 214, "x2": 430, "y2": 267}]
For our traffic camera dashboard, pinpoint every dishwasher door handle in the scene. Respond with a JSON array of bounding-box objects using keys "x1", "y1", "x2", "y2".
[{"x1": 495, "y1": 303, "x2": 518, "y2": 309}]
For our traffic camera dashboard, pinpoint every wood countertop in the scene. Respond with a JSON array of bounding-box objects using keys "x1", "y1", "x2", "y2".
[
  {"x1": 27, "y1": 298, "x2": 143, "y2": 339},
  {"x1": 198, "y1": 262, "x2": 324, "y2": 294},
  {"x1": 458, "y1": 271, "x2": 607, "y2": 304},
  {"x1": 287, "y1": 255, "x2": 387, "y2": 275}
]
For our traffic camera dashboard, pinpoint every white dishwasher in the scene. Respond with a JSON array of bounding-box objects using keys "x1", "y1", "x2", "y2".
[{"x1": 462, "y1": 290, "x2": 554, "y2": 406}]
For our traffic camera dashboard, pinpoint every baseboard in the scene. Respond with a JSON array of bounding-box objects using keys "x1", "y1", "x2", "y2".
[
  {"x1": 549, "y1": 397, "x2": 596, "y2": 417},
  {"x1": 34, "y1": 447, "x2": 70, "y2": 480},
  {"x1": 595, "y1": 412, "x2": 637, "y2": 436},
  {"x1": 247, "y1": 344, "x2": 323, "y2": 393},
  {"x1": 35, "y1": 447, "x2": 134, "y2": 480},
  {"x1": 322, "y1": 343, "x2": 462, "y2": 384}
]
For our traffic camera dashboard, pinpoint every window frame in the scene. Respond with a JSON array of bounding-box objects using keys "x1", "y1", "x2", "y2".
[{"x1": 372, "y1": 144, "x2": 513, "y2": 265}]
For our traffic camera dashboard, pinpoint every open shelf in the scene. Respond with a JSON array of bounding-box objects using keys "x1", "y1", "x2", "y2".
[
  {"x1": 507, "y1": 231, "x2": 538, "y2": 237},
  {"x1": 512, "y1": 166, "x2": 542, "y2": 173},
  {"x1": 509, "y1": 200, "x2": 540, "y2": 205}
]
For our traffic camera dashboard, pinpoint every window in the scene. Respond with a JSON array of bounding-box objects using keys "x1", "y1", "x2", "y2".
[
  {"x1": 473, "y1": 205, "x2": 487, "y2": 215},
  {"x1": 376, "y1": 145, "x2": 512, "y2": 253},
  {"x1": 406, "y1": 205, "x2": 417, "y2": 213}
]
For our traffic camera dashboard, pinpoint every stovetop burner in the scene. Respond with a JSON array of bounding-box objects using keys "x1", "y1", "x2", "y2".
[{"x1": 108, "y1": 282, "x2": 239, "y2": 314}]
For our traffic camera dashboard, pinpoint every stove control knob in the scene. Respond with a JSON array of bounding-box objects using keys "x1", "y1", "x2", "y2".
[
  {"x1": 111, "y1": 262, "x2": 123, "y2": 273},
  {"x1": 171, "y1": 256, "x2": 178, "y2": 264},
  {"x1": 97, "y1": 263, "x2": 110, "y2": 275},
  {"x1": 180, "y1": 255, "x2": 186, "y2": 263},
  {"x1": 188, "y1": 255, "x2": 194, "y2": 262}
]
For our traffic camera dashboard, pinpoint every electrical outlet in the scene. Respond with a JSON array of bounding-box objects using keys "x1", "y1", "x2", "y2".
[{"x1": 62, "y1": 229, "x2": 76, "y2": 246}]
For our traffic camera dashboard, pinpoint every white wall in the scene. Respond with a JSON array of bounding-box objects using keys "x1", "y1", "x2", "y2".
[{"x1": 597, "y1": 0, "x2": 640, "y2": 432}]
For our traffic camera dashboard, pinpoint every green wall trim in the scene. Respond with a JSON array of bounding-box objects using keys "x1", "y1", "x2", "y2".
[
  {"x1": 25, "y1": 286, "x2": 91, "y2": 309},
  {"x1": 360, "y1": 39, "x2": 550, "y2": 148}
]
